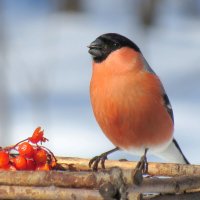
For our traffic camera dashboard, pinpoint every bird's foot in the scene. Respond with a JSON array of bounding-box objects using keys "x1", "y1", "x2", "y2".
[
  {"x1": 89, "y1": 147, "x2": 119, "y2": 171},
  {"x1": 89, "y1": 153, "x2": 108, "y2": 171},
  {"x1": 132, "y1": 149, "x2": 148, "y2": 185}
]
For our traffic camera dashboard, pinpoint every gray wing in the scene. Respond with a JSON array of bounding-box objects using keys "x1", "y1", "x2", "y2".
[
  {"x1": 163, "y1": 93, "x2": 174, "y2": 123},
  {"x1": 143, "y1": 56, "x2": 174, "y2": 123}
]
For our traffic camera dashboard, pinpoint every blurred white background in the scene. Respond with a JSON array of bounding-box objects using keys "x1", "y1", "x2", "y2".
[{"x1": 0, "y1": 0, "x2": 199, "y2": 164}]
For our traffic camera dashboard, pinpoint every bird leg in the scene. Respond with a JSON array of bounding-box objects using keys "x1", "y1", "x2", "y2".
[
  {"x1": 132, "y1": 148, "x2": 148, "y2": 185},
  {"x1": 89, "y1": 147, "x2": 119, "y2": 171},
  {"x1": 136, "y1": 148, "x2": 148, "y2": 173}
]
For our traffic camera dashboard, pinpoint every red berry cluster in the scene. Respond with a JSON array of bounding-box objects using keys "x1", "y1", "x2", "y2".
[{"x1": 0, "y1": 127, "x2": 56, "y2": 171}]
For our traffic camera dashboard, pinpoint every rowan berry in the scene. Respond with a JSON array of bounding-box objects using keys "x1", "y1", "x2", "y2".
[
  {"x1": 29, "y1": 127, "x2": 47, "y2": 144},
  {"x1": 18, "y1": 142, "x2": 34, "y2": 158},
  {"x1": 13, "y1": 155, "x2": 27, "y2": 170},
  {"x1": 34, "y1": 149, "x2": 47, "y2": 164},
  {"x1": 0, "y1": 151, "x2": 9, "y2": 168},
  {"x1": 2, "y1": 164, "x2": 16, "y2": 171},
  {"x1": 26, "y1": 159, "x2": 36, "y2": 170},
  {"x1": 36, "y1": 163, "x2": 50, "y2": 171}
]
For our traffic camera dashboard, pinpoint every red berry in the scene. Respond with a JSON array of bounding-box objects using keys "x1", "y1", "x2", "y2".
[
  {"x1": 13, "y1": 155, "x2": 27, "y2": 170},
  {"x1": 2, "y1": 164, "x2": 16, "y2": 171},
  {"x1": 26, "y1": 159, "x2": 36, "y2": 170},
  {"x1": 18, "y1": 142, "x2": 34, "y2": 158},
  {"x1": 0, "y1": 151, "x2": 9, "y2": 168},
  {"x1": 29, "y1": 127, "x2": 45, "y2": 144},
  {"x1": 36, "y1": 163, "x2": 50, "y2": 171},
  {"x1": 34, "y1": 149, "x2": 47, "y2": 164},
  {"x1": 50, "y1": 160, "x2": 57, "y2": 168}
]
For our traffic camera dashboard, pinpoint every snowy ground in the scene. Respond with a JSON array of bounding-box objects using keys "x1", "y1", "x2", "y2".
[{"x1": 1, "y1": 1, "x2": 200, "y2": 164}]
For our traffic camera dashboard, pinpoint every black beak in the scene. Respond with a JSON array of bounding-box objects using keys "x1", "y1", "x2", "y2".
[
  {"x1": 88, "y1": 39, "x2": 102, "y2": 49},
  {"x1": 88, "y1": 39, "x2": 103, "y2": 57}
]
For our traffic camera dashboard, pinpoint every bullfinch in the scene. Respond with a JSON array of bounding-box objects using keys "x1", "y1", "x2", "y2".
[{"x1": 88, "y1": 33, "x2": 189, "y2": 171}]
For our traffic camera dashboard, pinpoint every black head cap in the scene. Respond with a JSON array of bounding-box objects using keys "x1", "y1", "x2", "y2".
[{"x1": 88, "y1": 33, "x2": 140, "y2": 63}]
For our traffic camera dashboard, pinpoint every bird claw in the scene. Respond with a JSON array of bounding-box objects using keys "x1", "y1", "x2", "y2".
[
  {"x1": 132, "y1": 153, "x2": 148, "y2": 185},
  {"x1": 89, "y1": 153, "x2": 108, "y2": 171},
  {"x1": 137, "y1": 155, "x2": 148, "y2": 174},
  {"x1": 89, "y1": 147, "x2": 119, "y2": 171}
]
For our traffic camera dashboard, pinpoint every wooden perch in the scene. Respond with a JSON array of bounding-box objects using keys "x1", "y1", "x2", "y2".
[
  {"x1": 130, "y1": 175, "x2": 200, "y2": 193},
  {"x1": 0, "y1": 185, "x2": 103, "y2": 200},
  {"x1": 146, "y1": 192, "x2": 200, "y2": 200},
  {"x1": 0, "y1": 157, "x2": 200, "y2": 199},
  {"x1": 1, "y1": 168, "x2": 200, "y2": 193},
  {"x1": 56, "y1": 156, "x2": 200, "y2": 177}
]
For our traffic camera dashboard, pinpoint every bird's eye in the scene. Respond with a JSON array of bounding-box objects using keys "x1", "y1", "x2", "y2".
[{"x1": 113, "y1": 42, "x2": 120, "y2": 48}]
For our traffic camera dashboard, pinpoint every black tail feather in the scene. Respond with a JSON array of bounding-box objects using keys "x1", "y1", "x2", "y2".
[{"x1": 173, "y1": 139, "x2": 190, "y2": 164}]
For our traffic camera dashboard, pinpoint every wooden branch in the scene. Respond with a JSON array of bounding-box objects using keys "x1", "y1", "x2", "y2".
[
  {"x1": 0, "y1": 168, "x2": 134, "y2": 189},
  {"x1": 129, "y1": 175, "x2": 200, "y2": 193},
  {"x1": 0, "y1": 157, "x2": 200, "y2": 199},
  {"x1": 147, "y1": 192, "x2": 200, "y2": 200},
  {"x1": 0, "y1": 185, "x2": 103, "y2": 200},
  {"x1": 0, "y1": 167, "x2": 200, "y2": 193},
  {"x1": 0, "y1": 184, "x2": 199, "y2": 200},
  {"x1": 56, "y1": 156, "x2": 200, "y2": 177},
  {"x1": 0, "y1": 170, "x2": 120, "y2": 188}
]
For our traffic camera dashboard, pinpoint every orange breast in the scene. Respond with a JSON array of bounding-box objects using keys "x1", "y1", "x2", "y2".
[{"x1": 90, "y1": 49, "x2": 173, "y2": 150}]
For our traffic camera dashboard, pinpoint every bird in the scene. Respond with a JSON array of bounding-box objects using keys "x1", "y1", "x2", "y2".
[{"x1": 88, "y1": 33, "x2": 189, "y2": 172}]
